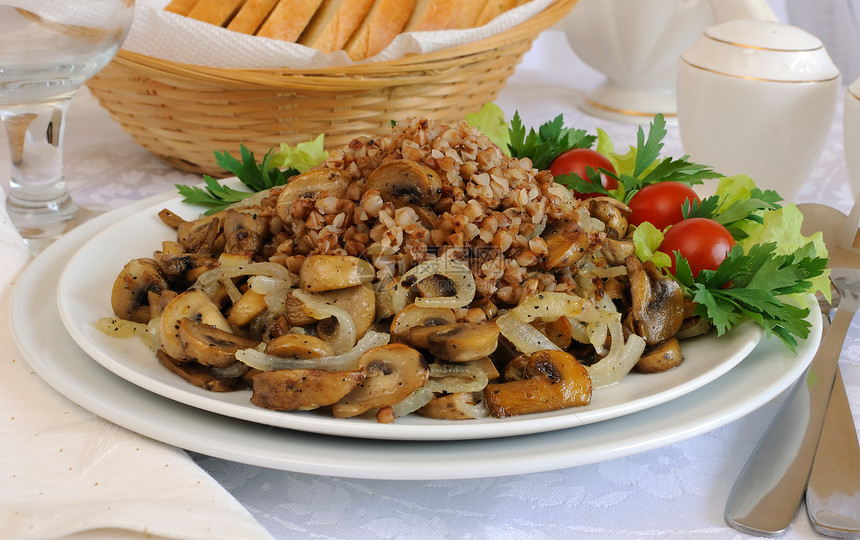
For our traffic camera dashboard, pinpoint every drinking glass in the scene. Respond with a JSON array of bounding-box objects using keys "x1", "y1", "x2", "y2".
[{"x1": 0, "y1": 0, "x2": 135, "y2": 254}]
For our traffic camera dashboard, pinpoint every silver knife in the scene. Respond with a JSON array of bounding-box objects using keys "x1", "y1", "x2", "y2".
[
  {"x1": 725, "y1": 268, "x2": 860, "y2": 536},
  {"x1": 806, "y1": 365, "x2": 860, "y2": 538}
]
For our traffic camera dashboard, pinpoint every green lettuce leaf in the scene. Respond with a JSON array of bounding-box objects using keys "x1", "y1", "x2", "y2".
[
  {"x1": 632, "y1": 221, "x2": 671, "y2": 269},
  {"x1": 736, "y1": 203, "x2": 831, "y2": 302},
  {"x1": 271, "y1": 133, "x2": 328, "y2": 173},
  {"x1": 466, "y1": 102, "x2": 512, "y2": 156}
]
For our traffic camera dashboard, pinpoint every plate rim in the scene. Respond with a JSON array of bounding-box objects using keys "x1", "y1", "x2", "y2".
[
  {"x1": 9, "y1": 190, "x2": 821, "y2": 479},
  {"x1": 54, "y1": 189, "x2": 768, "y2": 441}
]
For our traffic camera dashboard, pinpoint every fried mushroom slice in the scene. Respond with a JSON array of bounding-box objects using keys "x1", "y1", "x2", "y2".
[
  {"x1": 417, "y1": 391, "x2": 488, "y2": 420},
  {"x1": 541, "y1": 220, "x2": 591, "y2": 270},
  {"x1": 275, "y1": 169, "x2": 350, "y2": 223},
  {"x1": 634, "y1": 337, "x2": 683, "y2": 373},
  {"x1": 264, "y1": 333, "x2": 336, "y2": 358},
  {"x1": 625, "y1": 255, "x2": 685, "y2": 346},
  {"x1": 390, "y1": 304, "x2": 457, "y2": 344},
  {"x1": 158, "y1": 289, "x2": 232, "y2": 360},
  {"x1": 587, "y1": 196, "x2": 631, "y2": 239},
  {"x1": 299, "y1": 254, "x2": 375, "y2": 292},
  {"x1": 178, "y1": 318, "x2": 261, "y2": 368},
  {"x1": 222, "y1": 207, "x2": 272, "y2": 256},
  {"x1": 331, "y1": 344, "x2": 430, "y2": 418},
  {"x1": 426, "y1": 322, "x2": 500, "y2": 363},
  {"x1": 485, "y1": 350, "x2": 592, "y2": 418},
  {"x1": 250, "y1": 368, "x2": 366, "y2": 411},
  {"x1": 111, "y1": 258, "x2": 170, "y2": 323},
  {"x1": 156, "y1": 350, "x2": 246, "y2": 392},
  {"x1": 364, "y1": 159, "x2": 443, "y2": 206}
]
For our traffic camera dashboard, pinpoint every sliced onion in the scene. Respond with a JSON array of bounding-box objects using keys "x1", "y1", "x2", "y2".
[
  {"x1": 292, "y1": 289, "x2": 356, "y2": 354},
  {"x1": 96, "y1": 317, "x2": 158, "y2": 351},
  {"x1": 509, "y1": 291, "x2": 588, "y2": 324},
  {"x1": 393, "y1": 257, "x2": 476, "y2": 310},
  {"x1": 586, "y1": 321, "x2": 646, "y2": 389},
  {"x1": 211, "y1": 361, "x2": 250, "y2": 379},
  {"x1": 426, "y1": 364, "x2": 489, "y2": 393},
  {"x1": 220, "y1": 278, "x2": 244, "y2": 303},
  {"x1": 496, "y1": 312, "x2": 562, "y2": 355},
  {"x1": 235, "y1": 330, "x2": 390, "y2": 372},
  {"x1": 390, "y1": 386, "x2": 435, "y2": 417},
  {"x1": 263, "y1": 286, "x2": 290, "y2": 315},
  {"x1": 453, "y1": 392, "x2": 490, "y2": 419},
  {"x1": 194, "y1": 262, "x2": 292, "y2": 288},
  {"x1": 248, "y1": 275, "x2": 291, "y2": 295}
]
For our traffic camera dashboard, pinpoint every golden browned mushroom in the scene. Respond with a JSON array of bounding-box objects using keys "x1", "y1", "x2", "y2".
[
  {"x1": 531, "y1": 317, "x2": 573, "y2": 350},
  {"x1": 485, "y1": 349, "x2": 592, "y2": 418},
  {"x1": 158, "y1": 289, "x2": 232, "y2": 361},
  {"x1": 417, "y1": 392, "x2": 488, "y2": 420},
  {"x1": 426, "y1": 322, "x2": 500, "y2": 363},
  {"x1": 264, "y1": 333, "x2": 336, "y2": 358},
  {"x1": 676, "y1": 316, "x2": 712, "y2": 339},
  {"x1": 390, "y1": 304, "x2": 457, "y2": 344},
  {"x1": 275, "y1": 168, "x2": 349, "y2": 223},
  {"x1": 331, "y1": 343, "x2": 430, "y2": 418},
  {"x1": 634, "y1": 337, "x2": 683, "y2": 373},
  {"x1": 587, "y1": 196, "x2": 631, "y2": 239},
  {"x1": 178, "y1": 318, "x2": 261, "y2": 368},
  {"x1": 158, "y1": 210, "x2": 222, "y2": 253},
  {"x1": 250, "y1": 368, "x2": 366, "y2": 411},
  {"x1": 601, "y1": 238, "x2": 636, "y2": 265},
  {"x1": 541, "y1": 220, "x2": 592, "y2": 270},
  {"x1": 111, "y1": 258, "x2": 170, "y2": 323},
  {"x1": 364, "y1": 159, "x2": 442, "y2": 206},
  {"x1": 313, "y1": 284, "x2": 376, "y2": 339},
  {"x1": 299, "y1": 254, "x2": 375, "y2": 292},
  {"x1": 626, "y1": 255, "x2": 685, "y2": 346},
  {"x1": 157, "y1": 350, "x2": 246, "y2": 392},
  {"x1": 222, "y1": 207, "x2": 272, "y2": 255},
  {"x1": 227, "y1": 289, "x2": 268, "y2": 327}
]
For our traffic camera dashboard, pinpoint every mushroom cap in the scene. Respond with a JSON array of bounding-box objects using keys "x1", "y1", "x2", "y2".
[
  {"x1": 626, "y1": 256, "x2": 685, "y2": 345},
  {"x1": 331, "y1": 343, "x2": 430, "y2": 418},
  {"x1": 364, "y1": 159, "x2": 443, "y2": 206},
  {"x1": 111, "y1": 258, "x2": 169, "y2": 323}
]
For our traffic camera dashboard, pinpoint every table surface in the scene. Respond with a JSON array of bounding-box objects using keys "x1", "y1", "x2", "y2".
[{"x1": 3, "y1": 20, "x2": 859, "y2": 540}]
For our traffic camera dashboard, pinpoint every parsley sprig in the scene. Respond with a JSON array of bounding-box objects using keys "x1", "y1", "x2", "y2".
[
  {"x1": 552, "y1": 115, "x2": 720, "y2": 202},
  {"x1": 683, "y1": 188, "x2": 783, "y2": 239},
  {"x1": 507, "y1": 112, "x2": 596, "y2": 170},
  {"x1": 176, "y1": 145, "x2": 297, "y2": 215},
  {"x1": 674, "y1": 242, "x2": 827, "y2": 352}
]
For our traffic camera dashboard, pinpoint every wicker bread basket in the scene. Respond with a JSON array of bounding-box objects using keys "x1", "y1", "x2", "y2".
[{"x1": 86, "y1": 0, "x2": 578, "y2": 177}]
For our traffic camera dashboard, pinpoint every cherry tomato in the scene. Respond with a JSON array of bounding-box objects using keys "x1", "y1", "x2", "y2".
[
  {"x1": 627, "y1": 181, "x2": 701, "y2": 230},
  {"x1": 549, "y1": 148, "x2": 618, "y2": 199},
  {"x1": 658, "y1": 217, "x2": 735, "y2": 277}
]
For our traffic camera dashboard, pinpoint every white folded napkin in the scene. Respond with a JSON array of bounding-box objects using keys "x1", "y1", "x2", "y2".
[{"x1": 0, "y1": 188, "x2": 273, "y2": 540}]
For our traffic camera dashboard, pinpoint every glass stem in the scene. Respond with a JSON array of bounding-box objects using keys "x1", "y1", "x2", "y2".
[{"x1": 2, "y1": 96, "x2": 78, "y2": 242}]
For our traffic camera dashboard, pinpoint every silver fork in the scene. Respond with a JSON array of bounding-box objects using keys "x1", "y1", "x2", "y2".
[{"x1": 725, "y1": 268, "x2": 860, "y2": 537}]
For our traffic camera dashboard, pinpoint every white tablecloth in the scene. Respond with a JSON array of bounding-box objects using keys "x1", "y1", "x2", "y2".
[{"x1": 3, "y1": 21, "x2": 858, "y2": 540}]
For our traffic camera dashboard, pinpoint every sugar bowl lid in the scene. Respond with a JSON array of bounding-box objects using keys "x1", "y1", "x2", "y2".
[{"x1": 681, "y1": 19, "x2": 840, "y2": 83}]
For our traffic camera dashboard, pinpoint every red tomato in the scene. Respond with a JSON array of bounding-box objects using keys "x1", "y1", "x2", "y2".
[
  {"x1": 549, "y1": 148, "x2": 618, "y2": 199},
  {"x1": 628, "y1": 182, "x2": 701, "y2": 230},
  {"x1": 658, "y1": 218, "x2": 735, "y2": 277}
]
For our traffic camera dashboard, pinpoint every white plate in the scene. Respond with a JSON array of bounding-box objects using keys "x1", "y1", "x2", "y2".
[
  {"x1": 11, "y1": 192, "x2": 820, "y2": 480},
  {"x1": 54, "y1": 191, "x2": 766, "y2": 441}
]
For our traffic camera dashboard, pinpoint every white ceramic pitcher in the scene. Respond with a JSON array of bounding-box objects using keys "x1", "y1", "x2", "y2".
[{"x1": 562, "y1": 0, "x2": 778, "y2": 123}]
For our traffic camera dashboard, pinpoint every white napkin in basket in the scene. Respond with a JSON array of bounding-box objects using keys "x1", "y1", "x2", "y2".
[
  {"x1": 126, "y1": 0, "x2": 555, "y2": 69},
  {"x1": 0, "y1": 189, "x2": 273, "y2": 540}
]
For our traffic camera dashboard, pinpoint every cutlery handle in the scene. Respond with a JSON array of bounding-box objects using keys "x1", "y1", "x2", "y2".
[
  {"x1": 725, "y1": 303, "x2": 856, "y2": 536},
  {"x1": 806, "y1": 367, "x2": 860, "y2": 538}
]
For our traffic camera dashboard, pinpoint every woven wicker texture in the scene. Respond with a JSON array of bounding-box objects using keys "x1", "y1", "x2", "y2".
[{"x1": 86, "y1": 0, "x2": 578, "y2": 177}]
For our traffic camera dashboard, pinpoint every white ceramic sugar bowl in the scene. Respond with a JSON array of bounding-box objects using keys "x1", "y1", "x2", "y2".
[
  {"x1": 677, "y1": 19, "x2": 841, "y2": 202},
  {"x1": 844, "y1": 78, "x2": 860, "y2": 200}
]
